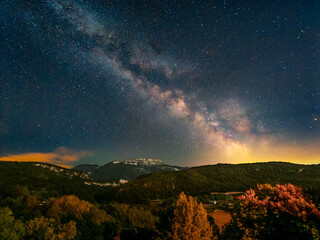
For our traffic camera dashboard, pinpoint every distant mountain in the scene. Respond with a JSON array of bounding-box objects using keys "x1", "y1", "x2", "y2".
[
  {"x1": 74, "y1": 164, "x2": 99, "y2": 175},
  {"x1": 74, "y1": 158, "x2": 186, "y2": 181}
]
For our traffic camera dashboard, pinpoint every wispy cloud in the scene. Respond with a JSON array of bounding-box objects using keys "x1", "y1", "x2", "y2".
[{"x1": 0, "y1": 147, "x2": 88, "y2": 168}]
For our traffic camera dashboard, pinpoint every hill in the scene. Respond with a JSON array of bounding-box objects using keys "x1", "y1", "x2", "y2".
[
  {"x1": 113, "y1": 162, "x2": 320, "y2": 202},
  {"x1": 0, "y1": 161, "x2": 113, "y2": 202},
  {"x1": 75, "y1": 158, "x2": 186, "y2": 181},
  {"x1": 2, "y1": 161, "x2": 320, "y2": 204}
]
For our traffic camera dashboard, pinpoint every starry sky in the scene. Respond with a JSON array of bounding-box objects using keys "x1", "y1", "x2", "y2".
[{"x1": 0, "y1": 0, "x2": 319, "y2": 167}]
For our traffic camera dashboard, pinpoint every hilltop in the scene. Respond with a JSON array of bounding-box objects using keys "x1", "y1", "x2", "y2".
[{"x1": 74, "y1": 158, "x2": 186, "y2": 181}]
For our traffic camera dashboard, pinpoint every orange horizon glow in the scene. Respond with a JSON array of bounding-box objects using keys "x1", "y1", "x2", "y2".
[
  {"x1": 0, "y1": 147, "x2": 88, "y2": 168},
  {"x1": 1, "y1": 142, "x2": 320, "y2": 168},
  {"x1": 186, "y1": 139, "x2": 320, "y2": 167}
]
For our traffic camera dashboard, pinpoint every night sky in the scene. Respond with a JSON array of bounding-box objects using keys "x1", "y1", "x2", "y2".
[{"x1": 0, "y1": 0, "x2": 319, "y2": 167}]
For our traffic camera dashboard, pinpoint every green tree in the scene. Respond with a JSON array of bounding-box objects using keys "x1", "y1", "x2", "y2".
[
  {"x1": 87, "y1": 205, "x2": 112, "y2": 226},
  {"x1": 0, "y1": 207, "x2": 25, "y2": 240}
]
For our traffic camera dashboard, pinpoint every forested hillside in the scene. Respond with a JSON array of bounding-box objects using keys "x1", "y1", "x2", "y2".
[
  {"x1": 114, "y1": 162, "x2": 320, "y2": 202},
  {"x1": 0, "y1": 162, "x2": 111, "y2": 203},
  {"x1": 2, "y1": 161, "x2": 320, "y2": 204},
  {"x1": 1, "y1": 161, "x2": 320, "y2": 239}
]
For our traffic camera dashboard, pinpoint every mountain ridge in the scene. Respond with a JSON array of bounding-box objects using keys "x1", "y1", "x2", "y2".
[
  {"x1": 2, "y1": 160, "x2": 320, "y2": 204},
  {"x1": 74, "y1": 158, "x2": 186, "y2": 181}
]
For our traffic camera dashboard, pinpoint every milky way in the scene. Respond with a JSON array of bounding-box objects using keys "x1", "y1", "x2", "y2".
[{"x1": 0, "y1": 0, "x2": 319, "y2": 166}]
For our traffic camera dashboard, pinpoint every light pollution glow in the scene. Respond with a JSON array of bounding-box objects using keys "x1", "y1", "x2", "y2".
[{"x1": 0, "y1": 147, "x2": 88, "y2": 168}]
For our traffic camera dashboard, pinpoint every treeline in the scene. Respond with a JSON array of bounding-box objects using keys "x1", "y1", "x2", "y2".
[{"x1": 114, "y1": 162, "x2": 320, "y2": 203}]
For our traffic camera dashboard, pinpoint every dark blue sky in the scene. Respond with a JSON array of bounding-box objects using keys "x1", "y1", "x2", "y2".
[{"x1": 0, "y1": 0, "x2": 319, "y2": 166}]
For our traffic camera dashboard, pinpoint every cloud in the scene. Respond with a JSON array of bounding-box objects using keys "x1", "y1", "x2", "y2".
[{"x1": 0, "y1": 147, "x2": 88, "y2": 168}]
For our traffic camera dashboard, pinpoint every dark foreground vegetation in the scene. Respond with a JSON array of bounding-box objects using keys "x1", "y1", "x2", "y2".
[{"x1": 0, "y1": 161, "x2": 320, "y2": 239}]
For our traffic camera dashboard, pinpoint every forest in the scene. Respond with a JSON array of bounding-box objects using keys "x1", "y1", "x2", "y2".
[{"x1": 1, "y1": 161, "x2": 320, "y2": 239}]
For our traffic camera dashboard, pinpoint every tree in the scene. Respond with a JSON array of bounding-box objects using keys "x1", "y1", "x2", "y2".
[
  {"x1": 23, "y1": 194, "x2": 39, "y2": 210},
  {"x1": 236, "y1": 184, "x2": 320, "y2": 239},
  {"x1": 47, "y1": 195, "x2": 111, "y2": 228},
  {"x1": 171, "y1": 192, "x2": 213, "y2": 240},
  {"x1": 47, "y1": 195, "x2": 92, "y2": 219},
  {"x1": 0, "y1": 207, "x2": 25, "y2": 240},
  {"x1": 88, "y1": 205, "x2": 112, "y2": 226},
  {"x1": 27, "y1": 216, "x2": 76, "y2": 240}
]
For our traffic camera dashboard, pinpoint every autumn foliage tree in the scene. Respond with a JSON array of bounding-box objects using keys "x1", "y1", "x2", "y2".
[
  {"x1": 171, "y1": 192, "x2": 213, "y2": 240},
  {"x1": 47, "y1": 195, "x2": 93, "y2": 219},
  {"x1": 47, "y1": 195, "x2": 111, "y2": 225},
  {"x1": 27, "y1": 216, "x2": 76, "y2": 240},
  {"x1": 236, "y1": 183, "x2": 320, "y2": 240}
]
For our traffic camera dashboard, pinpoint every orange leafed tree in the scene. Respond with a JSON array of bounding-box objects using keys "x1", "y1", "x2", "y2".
[
  {"x1": 47, "y1": 195, "x2": 111, "y2": 226},
  {"x1": 47, "y1": 195, "x2": 93, "y2": 219},
  {"x1": 171, "y1": 192, "x2": 213, "y2": 240},
  {"x1": 238, "y1": 183, "x2": 320, "y2": 221},
  {"x1": 237, "y1": 183, "x2": 320, "y2": 239}
]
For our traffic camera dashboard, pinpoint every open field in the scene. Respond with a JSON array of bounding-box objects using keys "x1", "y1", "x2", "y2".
[{"x1": 210, "y1": 210, "x2": 232, "y2": 230}]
